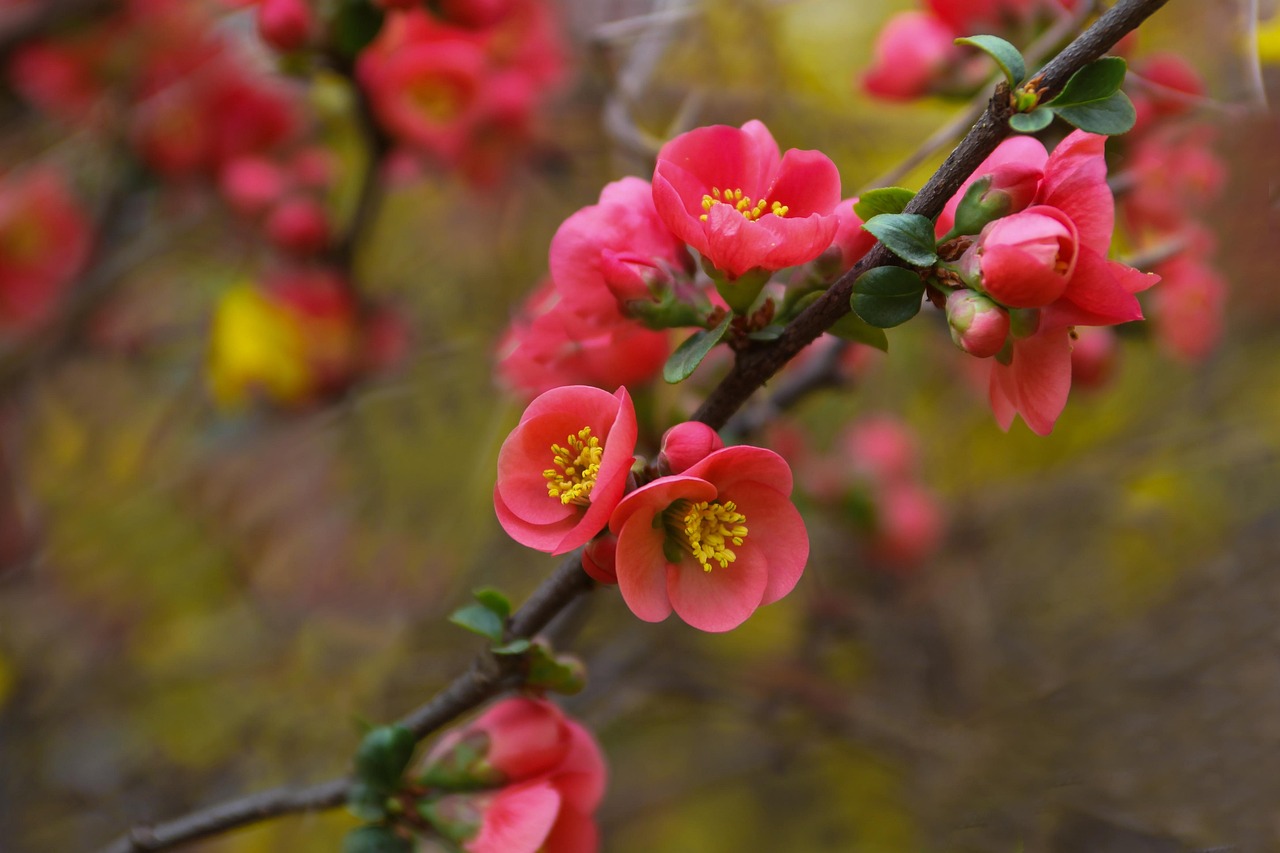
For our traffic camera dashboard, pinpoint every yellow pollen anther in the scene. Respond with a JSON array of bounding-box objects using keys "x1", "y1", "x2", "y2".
[
  {"x1": 698, "y1": 186, "x2": 789, "y2": 223},
  {"x1": 670, "y1": 499, "x2": 749, "y2": 572},
  {"x1": 543, "y1": 427, "x2": 603, "y2": 506}
]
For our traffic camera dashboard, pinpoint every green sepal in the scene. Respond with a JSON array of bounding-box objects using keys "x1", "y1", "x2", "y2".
[
  {"x1": 852, "y1": 188, "x2": 916, "y2": 221},
  {"x1": 354, "y1": 725, "x2": 416, "y2": 794},
  {"x1": 346, "y1": 781, "x2": 389, "y2": 822},
  {"x1": 850, "y1": 266, "x2": 926, "y2": 329},
  {"x1": 525, "y1": 645, "x2": 587, "y2": 695},
  {"x1": 663, "y1": 314, "x2": 732, "y2": 384},
  {"x1": 342, "y1": 825, "x2": 412, "y2": 853},
  {"x1": 861, "y1": 213, "x2": 939, "y2": 267},
  {"x1": 491, "y1": 638, "x2": 532, "y2": 656},
  {"x1": 827, "y1": 312, "x2": 889, "y2": 352},
  {"x1": 712, "y1": 268, "x2": 771, "y2": 315},
  {"x1": 1009, "y1": 107, "x2": 1054, "y2": 133},
  {"x1": 746, "y1": 324, "x2": 785, "y2": 342},
  {"x1": 626, "y1": 293, "x2": 709, "y2": 330},
  {"x1": 955, "y1": 34, "x2": 1026, "y2": 87},
  {"x1": 471, "y1": 587, "x2": 511, "y2": 621},
  {"x1": 418, "y1": 731, "x2": 500, "y2": 791}
]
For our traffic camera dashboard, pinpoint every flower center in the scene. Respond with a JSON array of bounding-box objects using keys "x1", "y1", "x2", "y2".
[
  {"x1": 543, "y1": 427, "x2": 603, "y2": 506},
  {"x1": 665, "y1": 499, "x2": 749, "y2": 572},
  {"x1": 699, "y1": 187, "x2": 789, "y2": 223}
]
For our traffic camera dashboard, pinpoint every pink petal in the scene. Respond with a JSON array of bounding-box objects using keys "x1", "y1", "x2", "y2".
[
  {"x1": 757, "y1": 213, "x2": 841, "y2": 271},
  {"x1": 614, "y1": 513, "x2": 676, "y2": 624},
  {"x1": 766, "y1": 149, "x2": 842, "y2": 217},
  {"x1": 494, "y1": 485, "x2": 580, "y2": 553},
  {"x1": 981, "y1": 244, "x2": 1071, "y2": 308},
  {"x1": 651, "y1": 163, "x2": 711, "y2": 257},
  {"x1": 555, "y1": 721, "x2": 608, "y2": 812},
  {"x1": 1037, "y1": 130, "x2": 1115, "y2": 255},
  {"x1": 725, "y1": 482, "x2": 808, "y2": 606},
  {"x1": 1048, "y1": 246, "x2": 1144, "y2": 328},
  {"x1": 937, "y1": 136, "x2": 1047, "y2": 237},
  {"x1": 497, "y1": 411, "x2": 597, "y2": 525},
  {"x1": 540, "y1": 806, "x2": 598, "y2": 853},
  {"x1": 608, "y1": 474, "x2": 717, "y2": 535},
  {"x1": 667, "y1": 540, "x2": 769, "y2": 632},
  {"x1": 519, "y1": 384, "x2": 622, "y2": 425},
  {"x1": 682, "y1": 445, "x2": 794, "y2": 497},
  {"x1": 1010, "y1": 329, "x2": 1073, "y2": 435},
  {"x1": 987, "y1": 361, "x2": 1019, "y2": 432},
  {"x1": 467, "y1": 782, "x2": 560, "y2": 853}
]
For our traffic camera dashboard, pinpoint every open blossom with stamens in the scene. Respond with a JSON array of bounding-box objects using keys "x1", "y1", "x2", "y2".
[
  {"x1": 494, "y1": 386, "x2": 638, "y2": 554},
  {"x1": 608, "y1": 445, "x2": 807, "y2": 633},
  {"x1": 651, "y1": 120, "x2": 841, "y2": 281}
]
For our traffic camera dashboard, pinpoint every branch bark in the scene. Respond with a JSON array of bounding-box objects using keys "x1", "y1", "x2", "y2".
[{"x1": 95, "y1": 0, "x2": 1172, "y2": 848}]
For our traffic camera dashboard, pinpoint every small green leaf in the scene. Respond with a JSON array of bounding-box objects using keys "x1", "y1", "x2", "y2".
[
  {"x1": 852, "y1": 187, "x2": 916, "y2": 221},
  {"x1": 449, "y1": 603, "x2": 504, "y2": 643},
  {"x1": 526, "y1": 645, "x2": 587, "y2": 695},
  {"x1": 663, "y1": 314, "x2": 731, "y2": 383},
  {"x1": 861, "y1": 213, "x2": 938, "y2": 267},
  {"x1": 355, "y1": 725, "x2": 416, "y2": 794},
  {"x1": 956, "y1": 34, "x2": 1026, "y2": 86},
  {"x1": 850, "y1": 266, "x2": 926, "y2": 329},
  {"x1": 342, "y1": 826, "x2": 412, "y2": 853},
  {"x1": 746, "y1": 324, "x2": 785, "y2": 342},
  {"x1": 1047, "y1": 56, "x2": 1128, "y2": 109},
  {"x1": 1009, "y1": 107, "x2": 1054, "y2": 133},
  {"x1": 491, "y1": 638, "x2": 532, "y2": 656},
  {"x1": 827, "y1": 312, "x2": 889, "y2": 352},
  {"x1": 346, "y1": 781, "x2": 388, "y2": 822},
  {"x1": 471, "y1": 587, "x2": 511, "y2": 621},
  {"x1": 1052, "y1": 90, "x2": 1136, "y2": 135}
]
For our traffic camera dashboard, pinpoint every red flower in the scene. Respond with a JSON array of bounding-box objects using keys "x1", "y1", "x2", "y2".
[
  {"x1": 494, "y1": 385, "x2": 638, "y2": 554},
  {"x1": 651, "y1": 120, "x2": 841, "y2": 281},
  {"x1": 862, "y1": 12, "x2": 961, "y2": 101},
  {"x1": 608, "y1": 446, "x2": 807, "y2": 632}
]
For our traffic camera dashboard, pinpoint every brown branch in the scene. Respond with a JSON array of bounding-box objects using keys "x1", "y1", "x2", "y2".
[{"x1": 94, "y1": 0, "x2": 1173, "y2": 849}]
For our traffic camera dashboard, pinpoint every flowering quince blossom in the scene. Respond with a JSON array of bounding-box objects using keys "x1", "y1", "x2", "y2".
[
  {"x1": 495, "y1": 385, "x2": 638, "y2": 555},
  {"x1": 862, "y1": 12, "x2": 963, "y2": 100},
  {"x1": 943, "y1": 131, "x2": 1159, "y2": 435},
  {"x1": 423, "y1": 697, "x2": 606, "y2": 853},
  {"x1": 607, "y1": 444, "x2": 807, "y2": 633},
  {"x1": 651, "y1": 120, "x2": 842, "y2": 283}
]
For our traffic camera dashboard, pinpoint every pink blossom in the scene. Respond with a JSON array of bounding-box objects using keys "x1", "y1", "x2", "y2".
[
  {"x1": 862, "y1": 12, "x2": 960, "y2": 101},
  {"x1": 1129, "y1": 53, "x2": 1206, "y2": 134},
  {"x1": 219, "y1": 156, "x2": 286, "y2": 216},
  {"x1": 256, "y1": 0, "x2": 312, "y2": 52},
  {"x1": 867, "y1": 482, "x2": 944, "y2": 572},
  {"x1": 1150, "y1": 253, "x2": 1226, "y2": 363},
  {"x1": 582, "y1": 534, "x2": 618, "y2": 584},
  {"x1": 966, "y1": 206, "x2": 1079, "y2": 308},
  {"x1": 651, "y1": 120, "x2": 841, "y2": 281},
  {"x1": 265, "y1": 196, "x2": 331, "y2": 255},
  {"x1": 495, "y1": 385, "x2": 638, "y2": 555},
  {"x1": 1121, "y1": 127, "x2": 1225, "y2": 237},
  {"x1": 495, "y1": 279, "x2": 670, "y2": 400},
  {"x1": 608, "y1": 446, "x2": 807, "y2": 632},
  {"x1": 1069, "y1": 326, "x2": 1119, "y2": 389},
  {"x1": 658, "y1": 422, "x2": 724, "y2": 475},
  {"x1": 842, "y1": 417, "x2": 920, "y2": 485},
  {"x1": 549, "y1": 177, "x2": 693, "y2": 318},
  {"x1": 926, "y1": 0, "x2": 1077, "y2": 32},
  {"x1": 824, "y1": 198, "x2": 878, "y2": 274}
]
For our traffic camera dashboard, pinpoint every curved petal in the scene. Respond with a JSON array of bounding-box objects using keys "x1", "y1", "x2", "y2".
[
  {"x1": 766, "y1": 149, "x2": 842, "y2": 217},
  {"x1": 541, "y1": 806, "x2": 598, "y2": 853},
  {"x1": 519, "y1": 384, "x2": 621, "y2": 425},
  {"x1": 981, "y1": 244, "x2": 1071, "y2": 308},
  {"x1": 496, "y1": 411, "x2": 590, "y2": 525},
  {"x1": 667, "y1": 541, "x2": 768, "y2": 632},
  {"x1": 1010, "y1": 329, "x2": 1073, "y2": 435},
  {"x1": 608, "y1": 474, "x2": 717, "y2": 534},
  {"x1": 683, "y1": 445, "x2": 794, "y2": 497},
  {"x1": 654, "y1": 124, "x2": 775, "y2": 199},
  {"x1": 495, "y1": 484, "x2": 580, "y2": 553},
  {"x1": 468, "y1": 782, "x2": 560, "y2": 853},
  {"x1": 1049, "y1": 246, "x2": 1144, "y2": 328},
  {"x1": 987, "y1": 361, "x2": 1018, "y2": 432},
  {"x1": 614, "y1": 513, "x2": 676, "y2": 623},
  {"x1": 555, "y1": 721, "x2": 607, "y2": 812},
  {"x1": 758, "y1": 213, "x2": 841, "y2": 271},
  {"x1": 725, "y1": 482, "x2": 809, "y2": 606},
  {"x1": 652, "y1": 164, "x2": 712, "y2": 256},
  {"x1": 1037, "y1": 130, "x2": 1114, "y2": 254},
  {"x1": 564, "y1": 387, "x2": 638, "y2": 553}
]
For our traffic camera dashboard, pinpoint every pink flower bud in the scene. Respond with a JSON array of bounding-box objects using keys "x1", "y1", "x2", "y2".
[
  {"x1": 257, "y1": 0, "x2": 313, "y2": 52},
  {"x1": 582, "y1": 535, "x2": 618, "y2": 584},
  {"x1": 862, "y1": 12, "x2": 960, "y2": 101},
  {"x1": 658, "y1": 422, "x2": 725, "y2": 475},
  {"x1": 1069, "y1": 326, "x2": 1118, "y2": 389},
  {"x1": 266, "y1": 197, "x2": 330, "y2": 255},
  {"x1": 946, "y1": 289, "x2": 1009, "y2": 358},
  {"x1": 970, "y1": 205, "x2": 1079, "y2": 308},
  {"x1": 867, "y1": 483, "x2": 943, "y2": 572},
  {"x1": 219, "y1": 156, "x2": 286, "y2": 217}
]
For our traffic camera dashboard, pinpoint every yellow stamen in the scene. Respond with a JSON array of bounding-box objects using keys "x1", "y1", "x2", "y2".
[
  {"x1": 543, "y1": 427, "x2": 603, "y2": 506},
  {"x1": 698, "y1": 186, "x2": 790, "y2": 223},
  {"x1": 667, "y1": 499, "x2": 749, "y2": 572}
]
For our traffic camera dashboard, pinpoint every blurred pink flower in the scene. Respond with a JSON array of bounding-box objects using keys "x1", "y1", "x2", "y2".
[
  {"x1": 652, "y1": 120, "x2": 841, "y2": 281},
  {"x1": 862, "y1": 12, "x2": 960, "y2": 101},
  {"x1": 494, "y1": 385, "x2": 638, "y2": 555},
  {"x1": 1150, "y1": 253, "x2": 1226, "y2": 363},
  {"x1": 256, "y1": 0, "x2": 313, "y2": 52},
  {"x1": 609, "y1": 446, "x2": 807, "y2": 632}
]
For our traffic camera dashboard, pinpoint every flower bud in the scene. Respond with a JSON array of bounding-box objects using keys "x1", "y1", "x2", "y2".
[
  {"x1": 946, "y1": 289, "x2": 1009, "y2": 358},
  {"x1": 582, "y1": 535, "x2": 618, "y2": 584},
  {"x1": 257, "y1": 0, "x2": 313, "y2": 53},
  {"x1": 970, "y1": 206, "x2": 1078, "y2": 308},
  {"x1": 949, "y1": 162, "x2": 1042, "y2": 236},
  {"x1": 266, "y1": 197, "x2": 330, "y2": 255},
  {"x1": 599, "y1": 251, "x2": 669, "y2": 309},
  {"x1": 658, "y1": 422, "x2": 724, "y2": 475}
]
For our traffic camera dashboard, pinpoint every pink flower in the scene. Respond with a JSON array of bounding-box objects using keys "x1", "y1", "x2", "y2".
[
  {"x1": 1129, "y1": 53, "x2": 1206, "y2": 134},
  {"x1": 657, "y1": 422, "x2": 724, "y2": 475},
  {"x1": 256, "y1": 0, "x2": 312, "y2": 52},
  {"x1": 494, "y1": 385, "x2": 638, "y2": 555},
  {"x1": 495, "y1": 279, "x2": 670, "y2": 400},
  {"x1": 1069, "y1": 326, "x2": 1119, "y2": 389},
  {"x1": 823, "y1": 198, "x2": 878, "y2": 274},
  {"x1": 423, "y1": 697, "x2": 606, "y2": 853},
  {"x1": 651, "y1": 120, "x2": 841, "y2": 281},
  {"x1": 608, "y1": 446, "x2": 807, "y2": 632},
  {"x1": 219, "y1": 156, "x2": 286, "y2": 216},
  {"x1": 265, "y1": 196, "x2": 331, "y2": 255},
  {"x1": 842, "y1": 416, "x2": 920, "y2": 485},
  {"x1": 862, "y1": 12, "x2": 960, "y2": 101},
  {"x1": 549, "y1": 177, "x2": 693, "y2": 318},
  {"x1": 965, "y1": 206, "x2": 1079, "y2": 308},
  {"x1": 867, "y1": 482, "x2": 943, "y2": 572},
  {"x1": 1121, "y1": 127, "x2": 1225, "y2": 237},
  {"x1": 1149, "y1": 253, "x2": 1226, "y2": 363}
]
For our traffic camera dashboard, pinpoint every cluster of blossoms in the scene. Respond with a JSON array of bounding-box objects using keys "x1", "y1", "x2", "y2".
[
  {"x1": 770, "y1": 416, "x2": 944, "y2": 572},
  {"x1": 495, "y1": 387, "x2": 808, "y2": 633},
  {"x1": 356, "y1": 0, "x2": 566, "y2": 185},
  {"x1": 863, "y1": 0, "x2": 1079, "y2": 101},
  {"x1": 412, "y1": 697, "x2": 606, "y2": 853},
  {"x1": 0, "y1": 167, "x2": 93, "y2": 336}
]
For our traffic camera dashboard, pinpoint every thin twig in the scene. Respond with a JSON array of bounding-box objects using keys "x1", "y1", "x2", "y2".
[{"x1": 94, "y1": 1, "x2": 1174, "y2": 849}]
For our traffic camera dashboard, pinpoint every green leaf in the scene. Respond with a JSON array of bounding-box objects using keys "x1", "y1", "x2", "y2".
[
  {"x1": 1009, "y1": 107, "x2": 1054, "y2": 133},
  {"x1": 471, "y1": 587, "x2": 511, "y2": 622},
  {"x1": 1051, "y1": 90, "x2": 1136, "y2": 135},
  {"x1": 342, "y1": 826, "x2": 412, "y2": 853},
  {"x1": 491, "y1": 638, "x2": 532, "y2": 656},
  {"x1": 330, "y1": 0, "x2": 385, "y2": 60},
  {"x1": 355, "y1": 725, "x2": 416, "y2": 793},
  {"x1": 955, "y1": 34, "x2": 1026, "y2": 86},
  {"x1": 663, "y1": 314, "x2": 731, "y2": 383},
  {"x1": 746, "y1": 324, "x2": 785, "y2": 342},
  {"x1": 449, "y1": 603, "x2": 504, "y2": 643},
  {"x1": 346, "y1": 781, "x2": 388, "y2": 822},
  {"x1": 861, "y1": 213, "x2": 938, "y2": 267},
  {"x1": 852, "y1": 187, "x2": 916, "y2": 221},
  {"x1": 826, "y1": 312, "x2": 889, "y2": 352},
  {"x1": 850, "y1": 266, "x2": 926, "y2": 329},
  {"x1": 1047, "y1": 56, "x2": 1128, "y2": 109},
  {"x1": 526, "y1": 645, "x2": 587, "y2": 695}
]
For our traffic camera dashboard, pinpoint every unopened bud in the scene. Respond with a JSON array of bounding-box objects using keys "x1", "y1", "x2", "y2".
[
  {"x1": 658, "y1": 422, "x2": 724, "y2": 475},
  {"x1": 950, "y1": 162, "x2": 1043, "y2": 237},
  {"x1": 946, "y1": 289, "x2": 1009, "y2": 358}
]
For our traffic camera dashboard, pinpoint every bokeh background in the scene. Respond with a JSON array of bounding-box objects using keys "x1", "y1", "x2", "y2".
[{"x1": 2, "y1": 0, "x2": 1279, "y2": 850}]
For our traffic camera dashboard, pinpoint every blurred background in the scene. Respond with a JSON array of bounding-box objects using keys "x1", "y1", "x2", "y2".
[{"x1": 1, "y1": 0, "x2": 1278, "y2": 850}]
